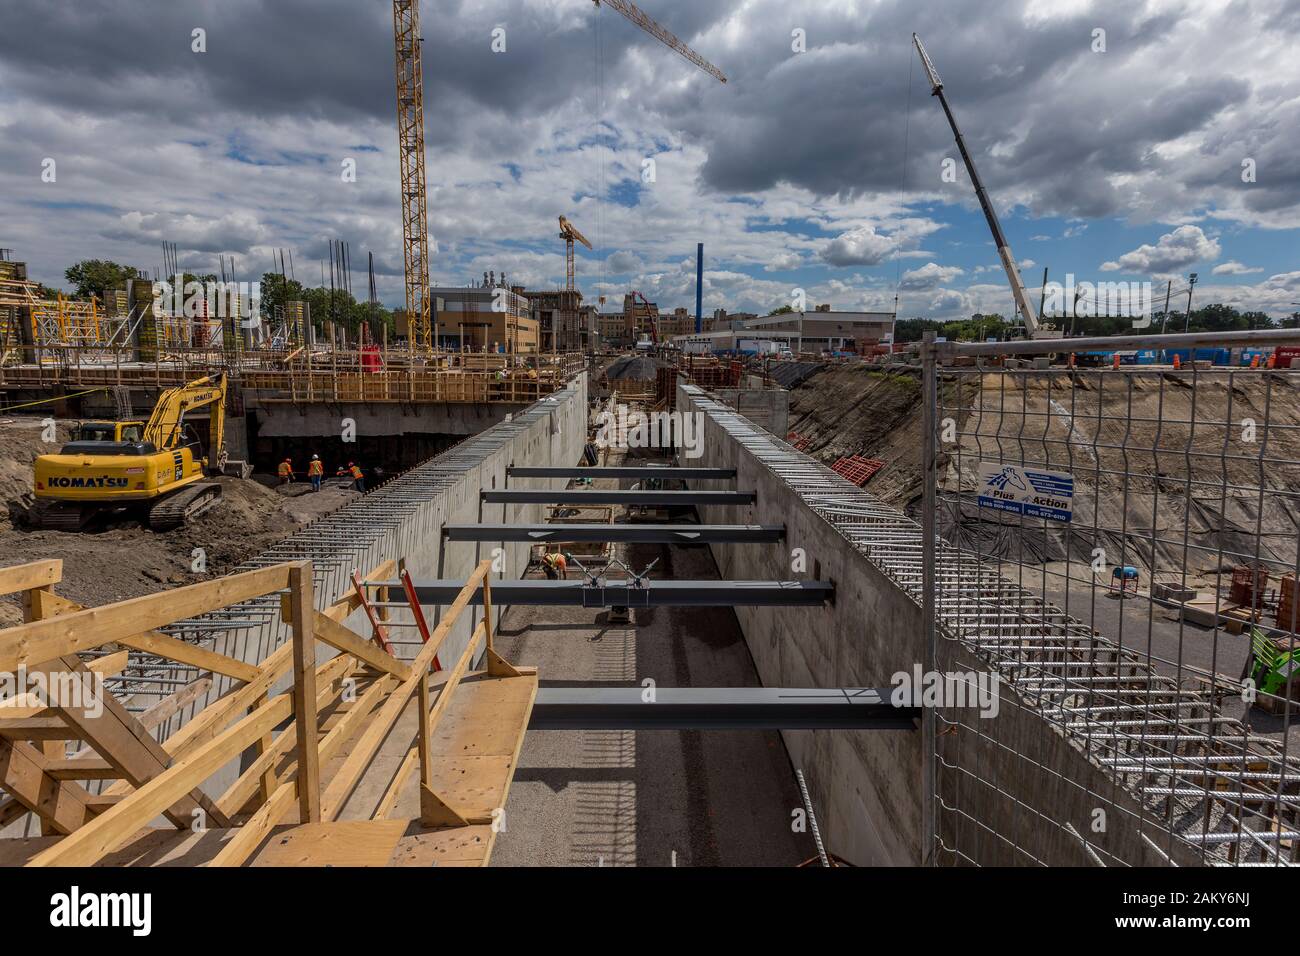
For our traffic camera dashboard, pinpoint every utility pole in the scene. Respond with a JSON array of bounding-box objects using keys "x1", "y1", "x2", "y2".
[
  {"x1": 1160, "y1": 280, "x2": 1172, "y2": 333},
  {"x1": 1183, "y1": 272, "x2": 1199, "y2": 333}
]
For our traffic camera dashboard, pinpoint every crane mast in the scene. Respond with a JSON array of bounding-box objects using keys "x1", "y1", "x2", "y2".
[
  {"x1": 394, "y1": 1, "x2": 432, "y2": 353},
  {"x1": 912, "y1": 33, "x2": 1040, "y2": 335}
]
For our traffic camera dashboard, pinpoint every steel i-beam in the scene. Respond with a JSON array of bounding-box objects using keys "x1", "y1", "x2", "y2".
[
  {"x1": 441, "y1": 524, "x2": 785, "y2": 544},
  {"x1": 381, "y1": 579, "x2": 834, "y2": 607},
  {"x1": 507, "y1": 466, "x2": 737, "y2": 479},
  {"x1": 529, "y1": 687, "x2": 918, "y2": 730},
  {"x1": 482, "y1": 490, "x2": 754, "y2": 505}
]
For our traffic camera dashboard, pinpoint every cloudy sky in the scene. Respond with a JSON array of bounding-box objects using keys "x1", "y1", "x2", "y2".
[{"x1": 1, "y1": 0, "x2": 1297, "y2": 321}]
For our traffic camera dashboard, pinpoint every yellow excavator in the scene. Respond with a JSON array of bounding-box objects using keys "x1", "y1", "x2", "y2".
[{"x1": 31, "y1": 373, "x2": 236, "y2": 531}]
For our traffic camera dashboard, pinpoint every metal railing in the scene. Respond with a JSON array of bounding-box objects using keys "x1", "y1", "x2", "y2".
[{"x1": 921, "y1": 328, "x2": 1300, "y2": 866}]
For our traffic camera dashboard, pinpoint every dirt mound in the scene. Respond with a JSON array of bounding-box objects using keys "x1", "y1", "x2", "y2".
[
  {"x1": 0, "y1": 417, "x2": 73, "y2": 519},
  {"x1": 786, "y1": 366, "x2": 927, "y2": 508}
]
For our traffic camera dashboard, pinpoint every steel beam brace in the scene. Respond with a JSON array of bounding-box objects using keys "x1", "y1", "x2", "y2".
[
  {"x1": 482, "y1": 490, "x2": 755, "y2": 504},
  {"x1": 529, "y1": 687, "x2": 918, "y2": 730},
  {"x1": 507, "y1": 466, "x2": 736, "y2": 479},
  {"x1": 384, "y1": 579, "x2": 834, "y2": 607},
  {"x1": 442, "y1": 523, "x2": 785, "y2": 543}
]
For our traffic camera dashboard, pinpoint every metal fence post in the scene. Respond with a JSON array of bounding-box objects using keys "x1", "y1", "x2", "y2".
[{"x1": 920, "y1": 330, "x2": 938, "y2": 865}]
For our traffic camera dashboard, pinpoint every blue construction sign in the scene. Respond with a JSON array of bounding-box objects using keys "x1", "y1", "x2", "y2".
[{"x1": 976, "y1": 463, "x2": 1074, "y2": 522}]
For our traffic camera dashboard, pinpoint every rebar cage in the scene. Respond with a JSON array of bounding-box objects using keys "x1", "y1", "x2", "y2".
[{"x1": 922, "y1": 328, "x2": 1300, "y2": 867}]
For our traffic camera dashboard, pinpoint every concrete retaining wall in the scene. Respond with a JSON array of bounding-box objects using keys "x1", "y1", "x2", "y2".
[{"x1": 678, "y1": 382, "x2": 1196, "y2": 867}]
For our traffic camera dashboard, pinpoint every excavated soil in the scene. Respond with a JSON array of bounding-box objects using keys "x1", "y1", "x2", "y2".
[
  {"x1": 785, "y1": 363, "x2": 1300, "y2": 581},
  {"x1": 0, "y1": 415, "x2": 361, "y2": 626}
]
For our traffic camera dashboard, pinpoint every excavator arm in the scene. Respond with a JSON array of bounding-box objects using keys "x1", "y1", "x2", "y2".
[{"x1": 143, "y1": 373, "x2": 227, "y2": 464}]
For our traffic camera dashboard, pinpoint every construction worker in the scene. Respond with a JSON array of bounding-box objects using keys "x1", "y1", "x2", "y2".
[
  {"x1": 277, "y1": 458, "x2": 294, "y2": 485},
  {"x1": 307, "y1": 454, "x2": 324, "y2": 492},
  {"x1": 348, "y1": 461, "x2": 366, "y2": 494},
  {"x1": 541, "y1": 550, "x2": 568, "y2": 580}
]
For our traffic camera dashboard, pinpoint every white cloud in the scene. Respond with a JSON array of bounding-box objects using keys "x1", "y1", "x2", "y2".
[
  {"x1": 1212, "y1": 260, "x2": 1264, "y2": 276},
  {"x1": 1101, "y1": 225, "x2": 1221, "y2": 275},
  {"x1": 899, "y1": 261, "x2": 965, "y2": 291},
  {"x1": 763, "y1": 251, "x2": 803, "y2": 272},
  {"x1": 820, "y1": 226, "x2": 894, "y2": 267}
]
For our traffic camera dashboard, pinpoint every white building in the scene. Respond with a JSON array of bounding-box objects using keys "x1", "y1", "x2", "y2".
[{"x1": 673, "y1": 310, "x2": 895, "y2": 354}]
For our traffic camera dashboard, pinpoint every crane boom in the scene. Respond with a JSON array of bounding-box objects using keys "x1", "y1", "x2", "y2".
[
  {"x1": 394, "y1": 1, "x2": 432, "y2": 352},
  {"x1": 594, "y1": 0, "x2": 726, "y2": 84},
  {"x1": 912, "y1": 33, "x2": 1039, "y2": 334},
  {"x1": 559, "y1": 215, "x2": 593, "y2": 250}
]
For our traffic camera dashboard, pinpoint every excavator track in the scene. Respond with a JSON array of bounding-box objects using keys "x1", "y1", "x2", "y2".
[
  {"x1": 148, "y1": 482, "x2": 222, "y2": 531},
  {"x1": 29, "y1": 501, "x2": 90, "y2": 532}
]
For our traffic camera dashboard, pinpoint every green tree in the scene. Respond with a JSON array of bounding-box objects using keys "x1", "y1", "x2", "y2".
[
  {"x1": 767, "y1": 305, "x2": 795, "y2": 316},
  {"x1": 64, "y1": 259, "x2": 140, "y2": 300}
]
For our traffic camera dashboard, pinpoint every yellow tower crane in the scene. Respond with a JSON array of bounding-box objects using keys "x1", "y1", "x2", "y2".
[
  {"x1": 558, "y1": 216, "x2": 593, "y2": 294},
  {"x1": 393, "y1": 0, "x2": 432, "y2": 353}
]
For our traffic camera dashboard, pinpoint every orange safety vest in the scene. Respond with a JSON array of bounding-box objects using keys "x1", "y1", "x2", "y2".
[
  {"x1": 308, "y1": 460, "x2": 324, "y2": 477},
  {"x1": 349, "y1": 465, "x2": 363, "y2": 480},
  {"x1": 278, "y1": 461, "x2": 292, "y2": 477}
]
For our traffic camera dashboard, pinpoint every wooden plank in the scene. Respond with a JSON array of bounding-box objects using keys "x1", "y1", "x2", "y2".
[
  {"x1": 43, "y1": 757, "x2": 116, "y2": 781},
  {"x1": 288, "y1": 563, "x2": 320, "y2": 825},
  {"x1": 250, "y1": 820, "x2": 408, "y2": 867},
  {"x1": 422, "y1": 671, "x2": 538, "y2": 825},
  {"x1": 26, "y1": 693, "x2": 294, "y2": 867},
  {"x1": 86, "y1": 650, "x2": 129, "y2": 677},
  {"x1": 0, "y1": 560, "x2": 62, "y2": 598},
  {"x1": 35, "y1": 656, "x2": 230, "y2": 830},
  {"x1": 388, "y1": 824, "x2": 494, "y2": 867},
  {"x1": 0, "y1": 737, "x2": 96, "y2": 834},
  {"x1": 214, "y1": 656, "x2": 357, "y2": 817},
  {"x1": 312, "y1": 612, "x2": 411, "y2": 681},
  {"x1": 0, "y1": 563, "x2": 293, "y2": 672},
  {"x1": 209, "y1": 673, "x2": 395, "y2": 867},
  {"x1": 34, "y1": 590, "x2": 262, "y2": 684},
  {"x1": 0, "y1": 717, "x2": 74, "y2": 740},
  {"x1": 319, "y1": 561, "x2": 491, "y2": 821}
]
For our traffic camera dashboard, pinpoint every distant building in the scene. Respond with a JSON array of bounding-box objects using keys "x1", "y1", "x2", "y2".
[
  {"x1": 673, "y1": 310, "x2": 895, "y2": 354},
  {"x1": 426, "y1": 280, "x2": 538, "y2": 353},
  {"x1": 595, "y1": 311, "x2": 630, "y2": 349},
  {"x1": 523, "y1": 288, "x2": 589, "y2": 351}
]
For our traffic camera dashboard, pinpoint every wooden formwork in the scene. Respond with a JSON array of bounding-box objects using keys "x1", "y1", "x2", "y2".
[{"x1": 0, "y1": 557, "x2": 535, "y2": 867}]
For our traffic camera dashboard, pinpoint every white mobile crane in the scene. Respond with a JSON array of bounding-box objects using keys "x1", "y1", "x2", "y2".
[{"x1": 912, "y1": 33, "x2": 1054, "y2": 339}]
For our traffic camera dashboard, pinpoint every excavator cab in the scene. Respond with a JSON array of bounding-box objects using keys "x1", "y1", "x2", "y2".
[
  {"x1": 60, "y1": 421, "x2": 150, "y2": 456},
  {"x1": 72, "y1": 421, "x2": 144, "y2": 443}
]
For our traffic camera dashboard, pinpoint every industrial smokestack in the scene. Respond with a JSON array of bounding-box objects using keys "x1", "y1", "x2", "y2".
[{"x1": 695, "y1": 242, "x2": 704, "y2": 334}]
